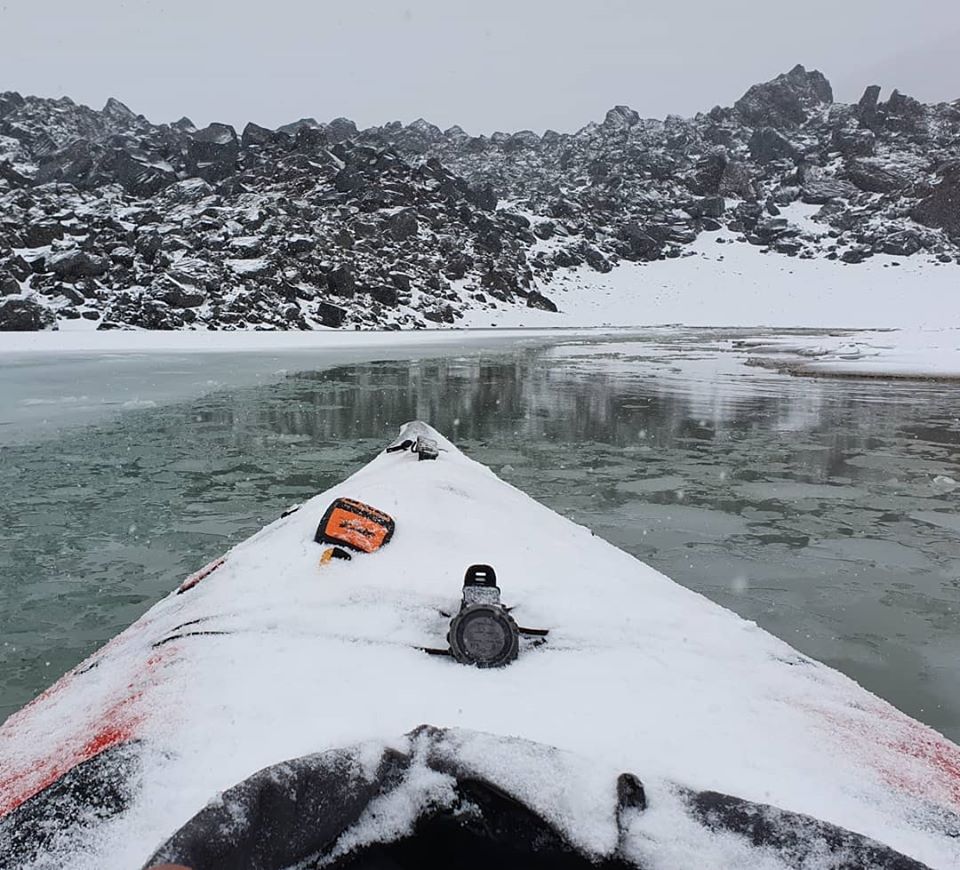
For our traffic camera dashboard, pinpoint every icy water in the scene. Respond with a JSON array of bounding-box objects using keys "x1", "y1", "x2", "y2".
[{"x1": 1, "y1": 333, "x2": 958, "y2": 744}]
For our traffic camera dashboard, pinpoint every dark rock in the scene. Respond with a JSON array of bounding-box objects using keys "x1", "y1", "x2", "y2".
[
  {"x1": 801, "y1": 178, "x2": 857, "y2": 204},
  {"x1": 0, "y1": 160, "x2": 32, "y2": 188},
  {"x1": 327, "y1": 266, "x2": 356, "y2": 297},
  {"x1": 0, "y1": 297, "x2": 57, "y2": 330},
  {"x1": 748, "y1": 127, "x2": 798, "y2": 163},
  {"x1": 466, "y1": 182, "x2": 497, "y2": 212},
  {"x1": 369, "y1": 285, "x2": 399, "y2": 307},
  {"x1": 23, "y1": 222, "x2": 64, "y2": 248},
  {"x1": 135, "y1": 231, "x2": 163, "y2": 262},
  {"x1": 772, "y1": 238, "x2": 803, "y2": 255},
  {"x1": 389, "y1": 272, "x2": 412, "y2": 292},
  {"x1": 841, "y1": 246, "x2": 873, "y2": 263},
  {"x1": 0, "y1": 91, "x2": 26, "y2": 118},
  {"x1": 843, "y1": 160, "x2": 906, "y2": 194},
  {"x1": 734, "y1": 64, "x2": 833, "y2": 129},
  {"x1": 618, "y1": 223, "x2": 664, "y2": 261},
  {"x1": 188, "y1": 123, "x2": 239, "y2": 182},
  {"x1": 387, "y1": 209, "x2": 419, "y2": 242},
  {"x1": 326, "y1": 117, "x2": 359, "y2": 143},
  {"x1": 533, "y1": 221, "x2": 556, "y2": 240},
  {"x1": 526, "y1": 290, "x2": 558, "y2": 312},
  {"x1": 832, "y1": 127, "x2": 875, "y2": 157},
  {"x1": 686, "y1": 196, "x2": 725, "y2": 219},
  {"x1": 4, "y1": 255, "x2": 32, "y2": 281},
  {"x1": 688, "y1": 153, "x2": 727, "y2": 196},
  {"x1": 603, "y1": 105, "x2": 640, "y2": 130},
  {"x1": 878, "y1": 230, "x2": 923, "y2": 257},
  {"x1": 423, "y1": 304, "x2": 455, "y2": 323},
  {"x1": 732, "y1": 202, "x2": 764, "y2": 231},
  {"x1": 283, "y1": 236, "x2": 314, "y2": 255},
  {"x1": 99, "y1": 148, "x2": 176, "y2": 196},
  {"x1": 159, "y1": 280, "x2": 206, "y2": 308},
  {"x1": 911, "y1": 165, "x2": 960, "y2": 237},
  {"x1": 54, "y1": 283, "x2": 85, "y2": 305},
  {"x1": 480, "y1": 269, "x2": 518, "y2": 301},
  {"x1": 47, "y1": 249, "x2": 110, "y2": 279},
  {"x1": 0, "y1": 271, "x2": 20, "y2": 295},
  {"x1": 241, "y1": 122, "x2": 279, "y2": 149},
  {"x1": 581, "y1": 245, "x2": 612, "y2": 273},
  {"x1": 277, "y1": 118, "x2": 320, "y2": 137},
  {"x1": 880, "y1": 90, "x2": 926, "y2": 134},
  {"x1": 856, "y1": 85, "x2": 881, "y2": 126}
]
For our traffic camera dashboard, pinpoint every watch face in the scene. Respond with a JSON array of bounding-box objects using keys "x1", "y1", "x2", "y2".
[
  {"x1": 460, "y1": 611, "x2": 509, "y2": 662},
  {"x1": 450, "y1": 605, "x2": 519, "y2": 667}
]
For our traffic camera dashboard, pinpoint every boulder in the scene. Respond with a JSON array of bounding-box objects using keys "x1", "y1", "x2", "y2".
[
  {"x1": 581, "y1": 245, "x2": 612, "y2": 273},
  {"x1": 603, "y1": 105, "x2": 640, "y2": 131},
  {"x1": 99, "y1": 148, "x2": 177, "y2": 196},
  {"x1": 879, "y1": 90, "x2": 926, "y2": 134},
  {"x1": 843, "y1": 161, "x2": 907, "y2": 194},
  {"x1": 911, "y1": 164, "x2": 960, "y2": 237},
  {"x1": 533, "y1": 221, "x2": 556, "y2": 240},
  {"x1": 0, "y1": 271, "x2": 20, "y2": 295},
  {"x1": 327, "y1": 266, "x2": 356, "y2": 298},
  {"x1": 832, "y1": 127, "x2": 875, "y2": 157},
  {"x1": 23, "y1": 222, "x2": 64, "y2": 248},
  {"x1": 841, "y1": 245, "x2": 873, "y2": 263},
  {"x1": 0, "y1": 91, "x2": 26, "y2": 119},
  {"x1": 801, "y1": 178, "x2": 858, "y2": 205},
  {"x1": 748, "y1": 127, "x2": 799, "y2": 163},
  {"x1": 618, "y1": 223, "x2": 664, "y2": 261},
  {"x1": 188, "y1": 123, "x2": 239, "y2": 182},
  {"x1": 856, "y1": 85, "x2": 882, "y2": 127},
  {"x1": 135, "y1": 231, "x2": 163, "y2": 262},
  {"x1": 326, "y1": 117, "x2": 359, "y2": 143},
  {"x1": 688, "y1": 152, "x2": 727, "y2": 196},
  {"x1": 3, "y1": 254, "x2": 32, "y2": 281},
  {"x1": 526, "y1": 290, "x2": 558, "y2": 312},
  {"x1": 878, "y1": 230, "x2": 923, "y2": 257},
  {"x1": 0, "y1": 297, "x2": 57, "y2": 330},
  {"x1": 159, "y1": 280, "x2": 207, "y2": 308},
  {"x1": 734, "y1": 64, "x2": 833, "y2": 129},
  {"x1": 241, "y1": 122, "x2": 279, "y2": 149},
  {"x1": 369, "y1": 285, "x2": 399, "y2": 307},
  {"x1": 387, "y1": 209, "x2": 419, "y2": 242},
  {"x1": 47, "y1": 249, "x2": 110, "y2": 280}
]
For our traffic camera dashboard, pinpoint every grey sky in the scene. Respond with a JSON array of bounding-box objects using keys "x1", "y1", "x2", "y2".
[{"x1": 3, "y1": 0, "x2": 958, "y2": 134}]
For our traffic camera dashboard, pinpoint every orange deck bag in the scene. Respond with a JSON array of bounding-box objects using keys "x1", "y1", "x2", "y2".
[{"x1": 314, "y1": 498, "x2": 395, "y2": 553}]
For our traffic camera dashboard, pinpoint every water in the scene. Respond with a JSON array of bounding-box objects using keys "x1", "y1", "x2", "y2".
[{"x1": 1, "y1": 333, "x2": 958, "y2": 743}]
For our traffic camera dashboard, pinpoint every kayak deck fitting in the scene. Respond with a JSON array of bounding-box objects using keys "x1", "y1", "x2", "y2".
[{"x1": 0, "y1": 421, "x2": 958, "y2": 870}]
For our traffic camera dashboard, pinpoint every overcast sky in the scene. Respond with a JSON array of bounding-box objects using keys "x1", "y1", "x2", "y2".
[{"x1": 2, "y1": 0, "x2": 958, "y2": 134}]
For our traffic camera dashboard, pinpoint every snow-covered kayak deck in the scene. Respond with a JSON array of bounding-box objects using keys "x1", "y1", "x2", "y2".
[{"x1": 1, "y1": 423, "x2": 958, "y2": 869}]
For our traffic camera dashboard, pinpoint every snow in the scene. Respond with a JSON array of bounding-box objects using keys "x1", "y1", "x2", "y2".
[
  {"x1": 458, "y1": 226, "x2": 960, "y2": 332},
  {"x1": 0, "y1": 326, "x2": 625, "y2": 355},
  {"x1": 1, "y1": 423, "x2": 957, "y2": 869}
]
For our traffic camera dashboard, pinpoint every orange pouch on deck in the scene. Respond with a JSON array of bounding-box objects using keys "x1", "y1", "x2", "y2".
[{"x1": 314, "y1": 498, "x2": 395, "y2": 553}]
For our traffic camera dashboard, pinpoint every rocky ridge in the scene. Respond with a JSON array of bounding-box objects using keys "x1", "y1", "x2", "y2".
[{"x1": 1, "y1": 65, "x2": 958, "y2": 331}]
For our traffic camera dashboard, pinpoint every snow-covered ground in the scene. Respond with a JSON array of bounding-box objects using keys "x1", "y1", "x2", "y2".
[{"x1": 462, "y1": 225, "x2": 959, "y2": 332}]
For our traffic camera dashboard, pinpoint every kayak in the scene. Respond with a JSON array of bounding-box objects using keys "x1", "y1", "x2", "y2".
[{"x1": 1, "y1": 421, "x2": 958, "y2": 870}]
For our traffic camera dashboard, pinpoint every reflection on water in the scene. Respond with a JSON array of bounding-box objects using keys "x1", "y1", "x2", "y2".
[{"x1": 1, "y1": 336, "x2": 958, "y2": 743}]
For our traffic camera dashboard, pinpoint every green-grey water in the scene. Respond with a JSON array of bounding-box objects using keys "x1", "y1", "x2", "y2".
[{"x1": 1, "y1": 334, "x2": 958, "y2": 743}]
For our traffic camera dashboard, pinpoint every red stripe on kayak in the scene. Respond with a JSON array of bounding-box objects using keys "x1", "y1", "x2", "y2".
[
  {"x1": 0, "y1": 694, "x2": 142, "y2": 818},
  {"x1": 0, "y1": 645, "x2": 174, "y2": 820},
  {"x1": 802, "y1": 698, "x2": 960, "y2": 812},
  {"x1": 887, "y1": 722, "x2": 960, "y2": 809},
  {"x1": 178, "y1": 555, "x2": 226, "y2": 594}
]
